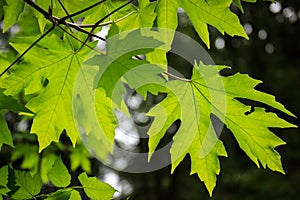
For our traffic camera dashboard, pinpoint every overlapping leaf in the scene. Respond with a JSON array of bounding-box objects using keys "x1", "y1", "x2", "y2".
[
  {"x1": 2, "y1": 34, "x2": 93, "y2": 151},
  {"x1": 147, "y1": 62, "x2": 296, "y2": 195},
  {"x1": 69, "y1": 27, "x2": 162, "y2": 160}
]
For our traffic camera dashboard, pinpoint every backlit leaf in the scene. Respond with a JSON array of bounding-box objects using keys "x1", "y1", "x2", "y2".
[
  {"x1": 3, "y1": 34, "x2": 94, "y2": 151},
  {"x1": 147, "y1": 62, "x2": 296, "y2": 195}
]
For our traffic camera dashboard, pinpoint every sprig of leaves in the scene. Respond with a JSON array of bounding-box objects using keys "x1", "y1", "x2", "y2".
[{"x1": 0, "y1": 158, "x2": 116, "y2": 200}]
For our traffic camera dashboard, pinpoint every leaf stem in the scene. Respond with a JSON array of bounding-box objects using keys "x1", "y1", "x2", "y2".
[
  {"x1": 133, "y1": 55, "x2": 191, "y2": 82},
  {"x1": 163, "y1": 71, "x2": 191, "y2": 82}
]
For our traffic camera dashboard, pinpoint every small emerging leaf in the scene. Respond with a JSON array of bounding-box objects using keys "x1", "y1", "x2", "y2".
[{"x1": 48, "y1": 156, "x2": 71, "y2": 188}]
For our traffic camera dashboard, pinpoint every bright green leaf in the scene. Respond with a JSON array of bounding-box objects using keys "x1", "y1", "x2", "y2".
[
  {"x1": 148, "y1": 0, "x2": 179, "y2": 72},
  {"x1": 69, "y1": 189, "x2": 81, "y2": 200},
  {"x1": 147, "y1": 62, "x2": 296, "y2": 195},
  {"x1": 116, "y1": 0, "x2": 157, "y2": 31},
  {"x1": 153, "y1": 0, "x2": 248, "y2": 47},
  {"x1": 92, "y1": 29, "x2": 163, "y2": 98},
  {"x1": 3, "y1": 34, "x2": 94, "y2": 151},
  {"x1": 74, "y1": 29, "x2": 162, "y2": 160},
  {"x1": 48, "y1": 156, "x2": 71, "y2": 188},
  {"x1": 180, "y1": 0, "x2": 248, "y2": 48},
  {"x1": 3, "y1": 0, "x2": 25, "y2": 32},
  {"x1": 78, "y1": 172, "x2": 116, "y2": 200}
]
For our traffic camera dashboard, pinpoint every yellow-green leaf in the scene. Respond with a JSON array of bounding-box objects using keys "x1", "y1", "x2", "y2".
[
  {"x1": 3, "y1": 0, "x2": 25, "y2": 32},
  {"x1": 147, "y1": 62, "x2": 296, "y2": 195}
]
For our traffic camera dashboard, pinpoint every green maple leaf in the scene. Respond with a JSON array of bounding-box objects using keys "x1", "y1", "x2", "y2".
[
  {"x1": 2, "y1": 34, "x2": 94, "y2": 151},
  {"x1": 179, "y1": 0, "x2": 248, "y2": 48},
  {"x1": 78, "y1": 172, "x2": 116, "y2": 200},
  {"x1": 147, "y1": 62, "x2": 296, "y2": 195},
  {"x1": 153, "y1": 0, "x2": 247, "y2": 48},
  {"x1": 73, "y1": 27, "x2": 163, "y2": 160},
  {"x1": 116, "y1": 0, "x2": 157, "y2": 31}
]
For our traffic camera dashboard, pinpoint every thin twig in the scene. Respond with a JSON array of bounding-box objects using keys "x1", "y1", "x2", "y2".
[
  {"x1": 57, "y1": 0, "x2": 74, "y2": 33},
  {"x1": 59, "y1": 0, "x2": 107, "y2": 22},
  {"x1": 58, "y1": 25, "x2": 102, "y2": 54},
  {"x1": 25, "y1": 0, "x2": 135, "y2": 29},
  {"x1": 71, "y1": 25, "x2": 106, "y2": 41},
  {"x1": 78, "y1": 0, "x2": 134, "y2": 51},
  {"x1": 57, "y1": 0, "x2": 75, "y2": 23},
  {"x1": 24, "y1": 0, "x2": 49, "y2": 18}
]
